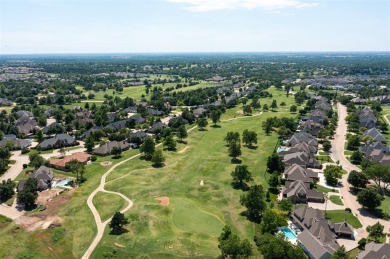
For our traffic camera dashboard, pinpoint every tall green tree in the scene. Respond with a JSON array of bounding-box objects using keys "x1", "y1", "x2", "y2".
[
  {"x1": 17, "y1": 178, "x2": 38, "y2": 209},
  {"x1": 224, "y1": 132, "x2": 240, "y2": 146},
  {"x1": 347, "y1": 170, "x2": 368, "y2": 189},
  {"x1": 240, "y1": 185, "x2": 267, "y2": 222},
  {"x1": 270, "y1": 100, "x2": 278, "y2": 111},
  {"x1": 363, "y1": 164, "x2": 390, "y2": 194},
  {"x1": 259, "y1": 209, "x2": 288, "y2": 234},
  {"x1": 366, "y1": 222, "x2": 384, "y2": 243},
  {"x1": 256, "y1": 233, "x2": 306, "y2": 259},
  {"x1": 84, "y1": 135, "x2": 95, "y2": 153},
  {"x1": 140, "y1": 136, "x2": 155, "y2": 160},
  {"x1": 218, "y1": 225, "x2": 253, "y2": 259},
  {"x1": 177, "y1": 125, "x2": 188, "y2": 142},
  {"x1": 109, "y1": 212, "x2": 129, "y2": 234},
  {"x1": 151, "y1": 149, "x2": 165, "y2": 167},
  {"x1": 231, "y1": 165, "x2": 253, "y2": 188},
  {"x1": 197, "y1": 118, "x2": 208, "y2": 130},
  {"x1": 242, "y1": 129, "x2": 257, "y2": 147},
  {"x1": 331, "y1": 245, "x2": 348, "y2": 259},
  {"x1": 266, "y1": 153, "x2": 285, "y2": 173},
  {"x1": 163, "y1": 135, "x2": 177, "y2": 151},
  {"x1": 228, "y1": 141, "x2": 241, "y2": 161},
  {"x1": 357, "y1": 188, "x2": 382, "y2": 210},
  {"x1": 210, "y1": 109, "x2": 222, "y2": 126}
]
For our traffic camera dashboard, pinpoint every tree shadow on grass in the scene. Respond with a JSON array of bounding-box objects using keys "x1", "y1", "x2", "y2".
[
  {"x1": 231, "y1": 158, "x2": 242, "y2": 164},
  {"x1": 239, "y1": 211, "x2": 260, "y2": 224},
  {"x1": 246, "y1": 145, "x2": 258, "y2": 150},
  {"x1": 211, "y1": 125, "x2": 221, "y2": 128},
  {"x1": 198, "y1": 128, "x2": 208, "y2": 131},
  {"x1": 231, "y1": 182, "x2": 250, "y2": 191},
  {"x1": 109, "y1": 228, "x2": 129, "y2": 236}
]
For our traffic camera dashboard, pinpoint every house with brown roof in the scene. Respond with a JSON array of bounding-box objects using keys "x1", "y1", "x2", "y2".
[
  {"x1": 93, "y1": 141, "x2": 130, "y2": 156},
  {"x1": 358, "y1": 242, "x2": 390, "y2": 259},
  {"x1": 283, "y1": 164, "x2": 319, "y2": 183},
  {"x1": 283, "y1": 180, "x2": 324, "y2": 203},
  {"x1": 49, "y1": 152, "x2": 91, "y2": 171},
  {"x1": 291, "y1": 206, "x2": 354, "y2": 259}
]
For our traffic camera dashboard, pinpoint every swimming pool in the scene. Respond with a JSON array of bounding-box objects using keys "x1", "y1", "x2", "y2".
[
  {"x1": 277, "y1": 147, "x2": 286, "y2": 153},
  {"x1": 280, "y1": 227, "x2": 297, "y2": 240},
  {"x1": 56, "y1": 179, "x2": 72, "y2": 187}
]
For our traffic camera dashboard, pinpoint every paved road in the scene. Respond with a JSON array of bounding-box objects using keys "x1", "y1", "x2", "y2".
[
  {"x1": 81, "y1": 125, "x2": 199, "y2": 259},
  {"x1": 330, "y1": 103, "x2": 390, "y2": 232}
]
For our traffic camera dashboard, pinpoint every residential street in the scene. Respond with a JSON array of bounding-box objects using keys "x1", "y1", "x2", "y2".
[{"x1": 330, "y1": 103, "x2": 390, "y2": 232}]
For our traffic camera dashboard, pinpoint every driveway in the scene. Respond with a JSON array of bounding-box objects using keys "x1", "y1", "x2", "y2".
[{"x1": 330, "y1": 103, "x2": 390, "y2": 232}]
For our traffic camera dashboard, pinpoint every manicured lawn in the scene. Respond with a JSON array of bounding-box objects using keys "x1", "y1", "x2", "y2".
[
  {"x1": 325, "y1": 210, "x2": 362, "y2": 228},
  {"x1": 347, "y1": 248, "x2": 360, "y2": 258},
  {"x1": 379, "y1": 193, "x2": 390, "y2": 217},
  {"x1": 329, "y1": 195, "x2": 343, "y2": 206},
  {"x1": 91, "y1": 112, "x2": 291, "y2": 258},
  {"x1": 315, "y1": 185, "x2": 339, "y2": 193},
  {"x1": 344, "y1": 150, "x2": 353, "y2": 156},
  {"x1": 93, "y1": 192, "x2": 126, "y2": 222}
]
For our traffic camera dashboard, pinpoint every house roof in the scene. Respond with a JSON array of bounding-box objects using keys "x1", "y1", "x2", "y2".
[
  {"x1": 38, "y1": 134, "x2": 76, "y2": 148},
  {"x1": 284, "y1": 164, "x2": 318, "y2": 183},
  {"x1": 49, "y1": 152, "x2": 91, "y2": 168},
  {"x1": 362, "y1": 128, "x2": 386, "y2": 143},
  {"x1": 297, "y1": 230, "x2": 337, "y2": 259},
  {"x1": 283, "y1": 180, "x2": 324, "y2": 201},
  {"x1": 93, "y1": 141, "x2": 130, "y2": 155},
  {"x1": 358, "y1": 242, "x2": 390, "y2": 259}
]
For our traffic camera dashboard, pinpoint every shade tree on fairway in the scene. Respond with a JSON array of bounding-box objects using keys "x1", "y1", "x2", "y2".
[
  {"x1": 197, "y1": 118, "x2": 208, "y2": 130},
  {"x1": 176, "y1": 125, "x2": 188, "y2": 142},
  {"x1": 140, "y1": 136, "x2": 155, "y2": 160},
  {"x1": 218, "y1": 225, "x2": 253, "y2": 259},
  {"x1": 266, "y1": 153, "x2": 285, "y2": 173},
  {"x1": 270, "y1": 100, "x2": 278, "y2": 111},
  {"x1": 357, "y1": 188, "x2": 382, "y2": 210},
  {"x1": 210, "y1": 109, "x2": 222, "y2": 126},
  {"x1": 231, "y1": 165, "x2": 253, "y2": 189},
  {"x1": 290, "y1": 105, "x2": 297, "y2": 113},
  {"x1": 228, "y1": 141, "x2": 242, "y2": 162},
  {"x1": 240, "y1": 184, "x2": 267, "y2": 222},
  {"x1": 242, "y1": 129, "x2": 257, "y2": 147},
  {"x1": 243, "y1": 105, "x2": 252, "y2": 115},
  {"x1": 224, "y1": 132, "x2": 240, "y2": 146},
  {"x1": 151, "y1": 149, "x2": 166, "y2": 167},
  {"x1": 109, "y1": 212, "x2": 129, "y2": 234},
  {"x1": 163, "y1": 135, "x2": 176, "y2": 151}
]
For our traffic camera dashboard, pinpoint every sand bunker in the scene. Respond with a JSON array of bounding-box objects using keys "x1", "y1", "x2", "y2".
[
  {"x1": 100, "y1": 161, "x2": 112, "y2": 166},
  {"x1": 155, "y1": 196, "x2": 170, "y2": 206},
  {"x1": 178, "y1": 147, "x2": 189, "y2": 154}
]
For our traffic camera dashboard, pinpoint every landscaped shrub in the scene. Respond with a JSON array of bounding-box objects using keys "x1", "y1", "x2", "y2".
[{"x1": 91, "y1": 156, "x2": 97, "y2": 162}]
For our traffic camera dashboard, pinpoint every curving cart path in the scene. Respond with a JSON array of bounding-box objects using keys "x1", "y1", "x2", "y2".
[{"x1": 82, "y1": 125, "x2": 199, "y2": 259}]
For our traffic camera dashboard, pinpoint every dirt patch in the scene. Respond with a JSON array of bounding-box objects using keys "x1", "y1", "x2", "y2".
[
  {"x1": 115, "y1": 243, "x2": 125, "y2": 248},
  {"x1": 155, "y1": 196, "x2": 169, "y2": 206},
  {"x1": 100, "y1": 161, "x2": 112, "y2": 166},
  {"x1": 16, "y1": 215, "x2": 63, "y2": 231},
  {"x1": 36, "y1": 189, "x2": 63, "y2": 207},
  {"x1": 178, "y1": 147, "x2": 189, "y2": 154},
  {"x1": 236, "y1": 110, "x2": 243, "y2": 115}
]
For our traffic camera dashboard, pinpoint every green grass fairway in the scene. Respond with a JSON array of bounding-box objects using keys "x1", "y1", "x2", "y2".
[
  {"x1": 93, "y1": 192, "x2": 126, "y2": 222},
  {"x1": 325, "y1": 210, "x2": 362, "y2": 228},
  {"x1": 172, "y1": 198, "x2": 224, "y2": 237},
  {"x1": 91, "y1": 112, "x2": 293, "y2": 258},
  {"x1": 329, "y1": 195, "x2": 344, "y2": 206}
]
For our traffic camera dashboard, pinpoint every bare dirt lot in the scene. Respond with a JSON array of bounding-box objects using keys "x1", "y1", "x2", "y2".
[{"x1": 155, "y1": 196, "x2": 170, "y2": 206}]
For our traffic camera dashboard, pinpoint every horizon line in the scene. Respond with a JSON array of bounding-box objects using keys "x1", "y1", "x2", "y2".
[{"x1": 1, "y1": 50, "x2": 390, "y2": 56}]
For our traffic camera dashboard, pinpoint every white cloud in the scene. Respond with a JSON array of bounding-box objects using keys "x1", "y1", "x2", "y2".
[{"x1": 166, "y1": 0, "x2": 319, "y2": 12}]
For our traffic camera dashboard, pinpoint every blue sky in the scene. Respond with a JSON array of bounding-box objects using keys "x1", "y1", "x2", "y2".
[{"x1": 0, "y1": 0, "x2": 389, "y2": 53}]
